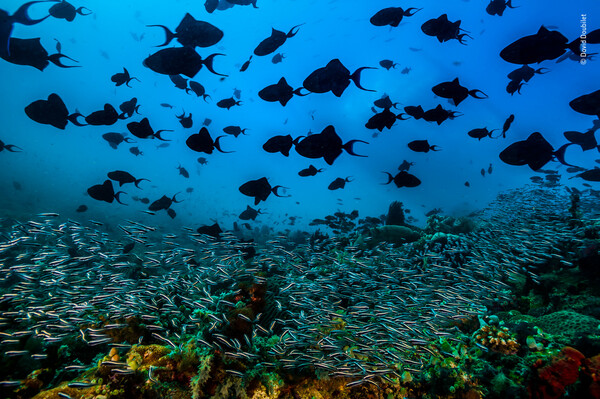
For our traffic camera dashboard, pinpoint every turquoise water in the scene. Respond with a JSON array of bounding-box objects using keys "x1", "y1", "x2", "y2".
[{"x1": 1, "y1": 0, "x2": 598, "y2": 230}]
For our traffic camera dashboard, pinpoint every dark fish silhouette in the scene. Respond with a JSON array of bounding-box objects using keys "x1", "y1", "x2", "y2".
[
  {"x1": 397, "y1": 105, "x2": 424, "y2": 120},
  {"x1": 127, "y1": 118, "x2": 172, "y2": 140},
  {"x1": 263, "y1": 134, "x2": 301, "y2": 156},
  {"x1": 366, "y1": 108, "x2": 397, "y2": 131},
  {"x1": 239, "y1": 55, "x2": 252, "y2": 72},
  {"x1": 25, "y1": 93, "x2": 77, "y2": 129},
  {"x1": 233, "y1": 88, "x2": 241, "y2": 99},
  {"x1": 204, "y1": 0, "x2": 218, "y2": 13},
  {"x1": 111, "y1": 67, "x2": 138, "y2": 87},
  {"x1": 421, "y1": 14, "x2": 471, "y2": 44},
  {"x1": 374, "y1": 95, "x2": 399, "y2": 110},
  {"x1": 169, "y1": 74, "x2": 188, "y2": 90},
  {"x1": 1, "y1": 37, "x2": 77, "y2": 70},
  {"x1": 507, "y1": 65, "x2": 548, "y2": 83},
  {"x1": 382, "y1": 171, "x2": 421, "y2": 187},
  {"x1": 468, "y1": 127, "x2": 497, "y2": 140},
  {"x1": 303, "y1": 59, "x2": 375, "y2": 97},
  {"x1": 103, "y1": 132, "x2": 134, "y2": 149},
  {"x1": 49, "y1": 0, "x2": 91, "y2": 21},
  {"x1": 486, "y1": 0, "x2": 516, "y2": 16},
  {"x1": 216, "y1": 97, "x2": 241, "y2": 109},
  {"x1": 76, "y1": 205, "x2": 87, "y2": 212},
  {"x1": 506, "y1": 79, "x2": 524, "y2": 95},
  {"x1": 432, "y1": 78, "x2": 487, "y2": 106},
  {"x1": 0, "y1": 1, "x2": 50, "y2": 58},
  {"x1": 570, "y1": 89, "x2": 600, "y2": 118},
  {"x1": 107, "y1": 170, "x2": 149, "y2": 188},
  {"x1": 197, "y1": 157, "x2": 208, "y2": 165},
  {"x1": 500, "y1": 26, "x2": 600, "y2": 64},
  {"x1": 254, "y1": 24, "x2": 303, "y2": 56},
  {"x1": 408, "y1": 140, "x2": 440, "y2": 153},
  {"x1": 239, "y1": 205, "x2": 261, "y2": 220},
  {"x1": 149, "y1": 193, "x2": 182, "y2": 211},
  {"x1": 176, "y1": 111, "x2": 193, "y2": 128},
  {"x1": 223, "y1": 126, "x2": 247, "y2": 137},
  {"x1": 501, "y1": 114, "x2": 515, "y2": 138},
  {"x1": 186, "y1": 127, "x2": 232, "y2": 154},
  {"x1": 370, "y1": 7, "x2": 420, "y2": 27},
  {"x1": 70, "y1": 104, "x2": 121, "y2": 126},
  {"x1": 298, "y1": 165, "x2": 322, "y2": 177},
  {"x1": 87, "y1": 180, "x2": 126, "y2": 204},
  {"x1": 119, "y1": 98, "x2": 140, "y2": 119},
  {"x1": 294, "y1": 125, "x2": 368, "y2": 165},
  {"x1": 271, "y1": 53, "x2": 284, "y2": 64},
  {"x1": 129, "y1": 147, "x2": 143, "y2": 156},
  {"x1": 197, "y1": 222, "x2": 222, "y2": 239},
  {"x1": 160, "y1": 103, "x2": 173, "y2": 108},
  {"x1": 422, "y1": 105, "x2": 462, "y2": 125},
  {"x1": 398, "y1": 160, "x2": 414, "y2": 171},
  {"x1": 143, "y1": 47, "x2": 226, "y2": 77},
  {"x1": 148, "y1": 13, "x2": 223, "y2": 48},
  {"x1": 177, "y1": 164, "x2": 189, "y2": 178},
  {"x1": 328, "y1": 177, "x2": 352, "y2": 190},
  {"x1": 563, "y1": 129, "x2": 598, "y2": 151},
  {"x1": 0, "y1": 138, "x2": 22, "y2": 152},
  {"x1": 239, "y1": 177, "x2": 289, "y2": 205},
  {"x1": 189, "y1": 81, "x2": 210, "y2": 101},
  {"x1": 571, "y1": 168, "x2": 600, "y2": 182},
  {"x1": 258, "y1": 77, "x2": 308, "y2": 106},
  {"x1": 499, "y1": 132, "x2": 574, "y2": 170},
  {"x1": 227, "y1": 0, "x2": 258, "y2": 7}
]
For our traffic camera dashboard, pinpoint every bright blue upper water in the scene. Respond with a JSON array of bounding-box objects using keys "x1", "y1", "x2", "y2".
[{"x1": 0, "y1": 0, "x2": 598, "y2": 232}]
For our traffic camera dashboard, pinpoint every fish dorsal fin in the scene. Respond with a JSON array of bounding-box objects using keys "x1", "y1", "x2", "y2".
[{"x1": 538, "y1": 26, "x2": 550, "y2": 34}]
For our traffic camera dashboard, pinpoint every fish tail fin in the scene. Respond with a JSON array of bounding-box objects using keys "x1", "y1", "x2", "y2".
[
  {"x1": 214, "y1": 136, "x2": 235, "y2": 153},
  {"x1": 293, "y1": 87, "x2": 310, "y2": 96},
  {"x1": 457, "y1": 33, "x2": 471, "y2": 45},
  {"x1": 350, "y1": 67, "x2": 376, "y2": 92},
  {"x1": 76, "y1": 7, "x2": 93, "y2": 16},
  {"x1": 202, "y1": 94, "x2": 211, "y2": 102},
  {"x1": 172, "y1": 192, "x2": 183, "y2": 203},
  {"x1": 147, "y1": 25, "x2": 176, "y2": 47},
  {"x1": 154, "y1": 129, "x2": 173, "y2": 141},
  {"x1": 287, "y1": 23, "x2": 305, "y2": 38},
  {"x1": 343, "y1": 140, "x2": 369, "y2": 157},
  {"x1": 48, "y1": 53, "x2": 79, "y2": 68},
  {"x1": 114, "y1": 192, "x2": 127, "y2": 205},
  {"x1": 272, "y1": 186, "x2": 290, "y2": 197},
  {"x1": 381, "y1": 172, "x2": 393, "y2": 185},
  {"x1": 126, "y1": 77, "x2": 140, "y2": 88},
  {"x1": 203, "y1": 53, "x2": 228, "y2": 77},
  {"x1": 4, "y1": 145, "x2": 23, "y2": 152},
  {"x1": 468, "y1": 89, "x2": 488, "y2": 99},
  {"x1": 488, "y1": 129, "x2": 500, "y2": 139},
  {"x1": 67, "y1": 113, "x2": 87, "y2": 126},
  {"x1": 396, "y1": 113, "x2": 410, "y2": 120},
  {"x1": 535, "y1": 67, "x2": 550, "y2": 74},
  {"x1": 404, "y1": 7, "x2": 422, "y2": 16},
  {"x1": 12, "y1": 1, "x2": 50, "y2": 26},
  {"x1": 292, "y1": 136, "x2": 303, "y2": 146},
  {"x1": 506, "y1": 0, "x2": 517, "y2": 8},
  {"x1": 553, "y1": 143, "x2": 575, "y2": 167},
  {"x1": 430, "y1": 145, "x2": 442, "y2": 151},
  {"x1": 124, "y1": 138, "x2": 136, "y2": 143},
  {"x1": 135, "y1": 178, "x2": 150, "y2": 189}
]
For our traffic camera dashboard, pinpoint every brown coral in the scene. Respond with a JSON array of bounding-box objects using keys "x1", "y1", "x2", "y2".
[{"x1": 474, "y1": 325, "x2": 519, "y2": 355}]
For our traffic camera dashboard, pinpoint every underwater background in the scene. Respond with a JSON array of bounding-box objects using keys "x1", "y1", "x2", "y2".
[{"x1": 1, "y1": 0, "x2": 600, "y2": 398}]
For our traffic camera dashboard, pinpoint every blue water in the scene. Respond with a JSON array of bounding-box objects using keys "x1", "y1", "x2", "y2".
[{"x1": 1, "y1": 0, "x2": 598, "y2": 231}]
